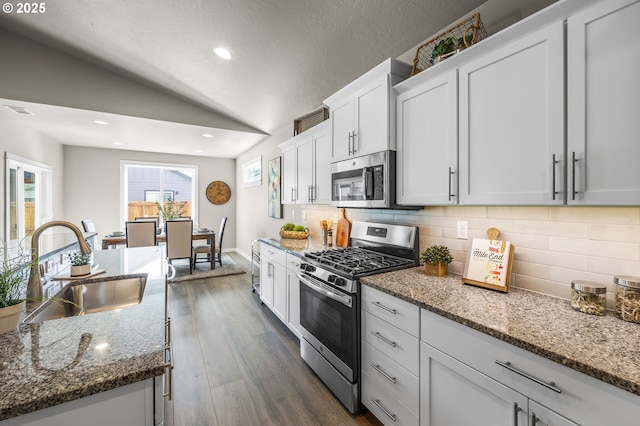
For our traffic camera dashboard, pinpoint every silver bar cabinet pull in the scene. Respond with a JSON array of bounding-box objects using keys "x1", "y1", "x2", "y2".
[
  {"x1": 348, "y1": 132, "x2": 353, "y2": 155},
  {"x1": 552, "y1": 154, "x2": 556, "y2": 200},
  {"x1": 448, "y1": 167, "x2": 455, "y2": 201},
  {"x1": 496, "y1": 360, "x2": 561, "y2": 393},
  {"x1": 571, "y1": 151, "x2": 578, "y2": 200},
  {"x1": 530, "y1": 411, "x2": 538, "y2": 425},
  {"x1": 372, "y1": 301, "x2": 397, "y2": 314},
  {"x1": 371, "y1": 364, "x2": 397, "y2": 384},
  {"x1": 370, "y1": 398, "x2": 397, "y2": 422},
  {"x1": 513, "y1": 402, "x2": 519, "y2": 426},
  {"x1": 371, "y1": 331, "x2": 397, "y2": 348},
  {"x1": 352, "y1": 131, "x2": 358, "y2": 154}
]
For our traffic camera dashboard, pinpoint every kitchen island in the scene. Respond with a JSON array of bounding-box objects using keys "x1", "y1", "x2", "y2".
[{"x1": 0, "y1": 246, "x2": 167, "y2": 423}]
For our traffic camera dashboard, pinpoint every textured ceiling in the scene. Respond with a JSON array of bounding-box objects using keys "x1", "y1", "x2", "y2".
[{"x1": 0, "y1": 0, "x2": 486, "y2": 158}]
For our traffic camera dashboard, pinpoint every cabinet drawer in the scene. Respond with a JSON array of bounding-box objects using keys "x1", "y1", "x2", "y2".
[
  {"x1": 421, "y1": 308, "x2": 640, "y2": 425},
  {"x1": 361, "y1": 285, "x2": 420, "y2": 337},
  {"x1": 260, "y1": 245, "x2": 286, "y2": 266},
  {"x1": 363, "y1": 311, "x2": 419, "y2": 376},
  {"x1": 286, "y1": 253, "x2": 301, "y2": 270},
  {"x1": 362, "y1": 341, "x2": 419, "y2": 414},
  {"x1": 361, "y1": 371, "x2": 418, "y2": 426}
]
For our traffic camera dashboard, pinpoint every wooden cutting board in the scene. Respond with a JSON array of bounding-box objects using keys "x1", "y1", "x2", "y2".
[{"x1": 335, "y1": 208, "x2": 351, "y2": 247}]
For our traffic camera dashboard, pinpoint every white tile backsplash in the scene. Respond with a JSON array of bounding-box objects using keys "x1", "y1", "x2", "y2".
[{"x1": 299, "y1": 205, "x2": 640, "y2": 302}]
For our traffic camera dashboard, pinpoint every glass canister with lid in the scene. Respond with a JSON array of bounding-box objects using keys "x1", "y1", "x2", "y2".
[
  {"x1": 614, "y1": 275, "x2": 640, "y2": 323},
  {"x1": 571, "y1": 280, "x2": 607, "y2": 316}
]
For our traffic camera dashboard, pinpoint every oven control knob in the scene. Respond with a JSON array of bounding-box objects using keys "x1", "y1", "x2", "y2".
[
  {"x1": 334, "y1": 277, "x2": 346, "y2": 287},
  {"x1": 304, "y1": 264, "x2": 316, "y2": 273},
  {"x1": 328, "y1": 275, "x2": 337, "y2": 283}
]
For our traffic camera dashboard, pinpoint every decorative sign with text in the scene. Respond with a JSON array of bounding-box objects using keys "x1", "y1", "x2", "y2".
[{"x1": 462, "y1": 239, "x2": 514, "y2": 292}]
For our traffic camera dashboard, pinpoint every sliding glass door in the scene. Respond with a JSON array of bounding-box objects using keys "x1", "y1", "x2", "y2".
[{"x1": 121, "y1": 161, "x2": 198, "y2": 227}]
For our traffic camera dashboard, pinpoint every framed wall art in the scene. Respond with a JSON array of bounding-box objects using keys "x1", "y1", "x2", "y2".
[{"x1": 267, "y1": 156, "x2": 283, "y2": 218}]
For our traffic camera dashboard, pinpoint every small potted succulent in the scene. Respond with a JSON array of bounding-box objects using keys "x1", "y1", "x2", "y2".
[
  {"x1": 420, "y1": 245, "x2": 453, "y2": 277},
  {"x1": 68, "y1": 251, "x2": 92, "y2": 277}
]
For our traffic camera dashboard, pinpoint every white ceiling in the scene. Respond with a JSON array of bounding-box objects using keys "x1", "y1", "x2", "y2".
[{"x1": 0, "y1": 0, "x2": 486, "y2": 158}]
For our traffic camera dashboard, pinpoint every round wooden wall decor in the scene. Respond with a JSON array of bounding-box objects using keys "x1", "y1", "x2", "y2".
[{"x1": 206, "y1": 181, "x2": 231, "y2": 205}]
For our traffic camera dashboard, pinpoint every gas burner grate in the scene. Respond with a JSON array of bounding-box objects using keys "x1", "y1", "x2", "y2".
[{"x1": 304, "y1": 247, "x2": 414, "y2": 277}]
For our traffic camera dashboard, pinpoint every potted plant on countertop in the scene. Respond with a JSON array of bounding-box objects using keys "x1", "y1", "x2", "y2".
[
  {"x1": 68, "y1": 251, "x2": 92, "y2": 277},
  {"x1": 420, "y1": 244, "x2": 454, "y2": 277},
  {"x1": 0, "y1": 239, "x2": 35, "y2": 334}
]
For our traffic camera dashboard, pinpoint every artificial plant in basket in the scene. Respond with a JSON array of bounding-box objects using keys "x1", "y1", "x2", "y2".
[{"x1": 420, "y1": 245, "x2": 453, "y2": 277}]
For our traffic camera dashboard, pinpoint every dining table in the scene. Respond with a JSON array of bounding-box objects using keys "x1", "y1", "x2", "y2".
[{"x1": 101, "y1": 229, "x2": 216, "y2": 269}]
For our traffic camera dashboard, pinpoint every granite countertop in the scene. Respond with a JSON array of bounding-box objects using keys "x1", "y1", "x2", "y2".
[
  {"x1": 259, "y1": 237, "x2": 325, "y2": 257},
  {"x1": 0, "y1": 246, "x2": 167, "y2": 421},
  {"x1": 361, "y1": 267, "x2": 640, "y2": 397}
]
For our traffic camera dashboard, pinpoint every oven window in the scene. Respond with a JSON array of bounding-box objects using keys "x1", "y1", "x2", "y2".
[{"x1": 300, "y1": 281, "x2": 356, "y2": 370}]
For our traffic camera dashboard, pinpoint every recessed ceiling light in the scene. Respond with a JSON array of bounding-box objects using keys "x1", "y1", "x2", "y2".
[
  {"x1": 195, "y1": 149, "x2": 203, "y2": 153},
  {"x1": 93, "y1": 120, "x2": 109, "y2": 125},
  {"x1": 113, "y1": 142, "x2": 124, "y2": 146},
  {"x1": 213, "y1": 47, "x2": 232, "y2": 60},
  {"x1": 202, "y1": 133, "x2": 214, "y2": 138}
]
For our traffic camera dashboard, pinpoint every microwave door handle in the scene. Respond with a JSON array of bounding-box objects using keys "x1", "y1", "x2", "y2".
[
  {"x1": 364, "y1": 167, "x2": 374, "y2": 199},
  {"x1": 297, "y1": 274, "x2": 352, "y2": 307}
]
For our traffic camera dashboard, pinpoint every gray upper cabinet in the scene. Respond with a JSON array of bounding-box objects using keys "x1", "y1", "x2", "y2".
[
  {"x1": 324, "y1": 58, "x2": 412, "y2": 163},
  {"x1": 279, "y1": 120, "x2": 331, "y2": 205},
  {"x1": 458, "y1": 21, "x2": 565, "y2": 205},
  {"x1": 396, "y1": 69, "x2": 458, "y2": 205},
  {"x1": 567, "y1": 0, "x2": 640, "y2": 205}
]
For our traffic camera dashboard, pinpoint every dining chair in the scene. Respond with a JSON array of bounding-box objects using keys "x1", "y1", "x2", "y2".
[
  {"x1": 135, "y1": 216, "x2": 160, "y2": 227},
  {"x1": 193, "y1": 217, "x2": 227, "y2": 268},
  {"x1": 81, "y1": 219, "x2": 96, "y2": 233},
  {"x1": 125, "y1": 221, "x2": 157, "y2": 248},
  {"x1": 165, "y1": 219, "x2": 194, "y2": 274}
]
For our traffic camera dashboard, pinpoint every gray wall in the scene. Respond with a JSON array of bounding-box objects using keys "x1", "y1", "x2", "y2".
[
  {"x1": 63, "y1": 146, "x2": 236, "y2": 249},
  {"x1": 0, "y1": 113, "x2": 64, "y2": 239}
]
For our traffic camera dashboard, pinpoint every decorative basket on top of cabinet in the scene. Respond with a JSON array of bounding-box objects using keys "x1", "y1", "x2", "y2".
[{"x1": 410, "y1": 13, "x2": 488, "y2": 76}]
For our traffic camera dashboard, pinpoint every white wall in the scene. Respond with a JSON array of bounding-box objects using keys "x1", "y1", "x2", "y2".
[
  {"x1": 0, "y1": 113, "x2": 64, "y2": 239},
  {"x1": 63, "y1": 146, "x2": 236, "y2": 249}
]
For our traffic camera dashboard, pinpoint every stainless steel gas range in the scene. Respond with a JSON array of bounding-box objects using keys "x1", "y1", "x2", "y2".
[{"x1": 297, "y1": 221, "x2": 419, "y2": 413}]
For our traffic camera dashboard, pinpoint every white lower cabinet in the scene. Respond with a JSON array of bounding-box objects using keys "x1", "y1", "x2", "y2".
[
  {"x1": 259, "y1": 245, "x2": 286, "y2": 318},
  {"x1": 420, "y1": 308, "x2": 640, "y2": 426},
  {"x1": 285, "y1": 253, "x2": 301, "y2": 338},
  {"x1": 420, "y1": 342, "x2": 528, "y2": 426},
  {"x1": 259, "y1": 243, "x2": 301, "y2": 337},
  {"x1": 361, "y1": 286, "x2": 419, "y2": 425},
  {"x1": 0, "y1": 379, "x2": 157, "y2": 426}
]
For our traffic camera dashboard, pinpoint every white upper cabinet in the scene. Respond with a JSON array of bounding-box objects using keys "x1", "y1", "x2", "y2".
[
  {"x1": 324, "y1": 58, "x2": 412, "y2": 163},
  {"x1": 567, "y1": 0, "x2": 640, "y2": 205},
  {"x1": 396, "y1": 70, "x2": 458, "y2": 205},
  {"x1": 279, "y1": 120, "x2": 331, "y2": 205},
  {"x1": 458, "y1": 21, "x2": 565, "y2": 205}
]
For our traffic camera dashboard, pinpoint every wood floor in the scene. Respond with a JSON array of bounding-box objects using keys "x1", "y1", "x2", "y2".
[{"x1": 164, "y1": 252, "x2": 382, "y2": 426}]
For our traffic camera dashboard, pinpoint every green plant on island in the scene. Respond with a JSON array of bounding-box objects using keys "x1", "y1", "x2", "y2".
[
  {"x1": 0, "y1": 239, "x2": 35, "y2": 308},
  {"x1": 420, "y1": 245, "x2": 454, "y2": 266},
  {"x1": 156, "y1": 198, "x2": 187, "y2": 220}
]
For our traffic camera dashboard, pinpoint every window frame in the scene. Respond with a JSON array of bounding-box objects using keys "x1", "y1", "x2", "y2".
[{"x1": 120, "y1": 160, "x2": 198, "y2": 226}]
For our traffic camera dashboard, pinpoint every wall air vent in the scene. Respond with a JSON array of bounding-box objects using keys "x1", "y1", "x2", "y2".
[{"x1": 3, "y1": 105, "x2": 34, "y2": 115}]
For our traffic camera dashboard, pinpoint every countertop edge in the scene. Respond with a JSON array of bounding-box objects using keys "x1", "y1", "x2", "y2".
[
  {"x1": 0, "y1": 352, "x2": 164, "y2": 421},
  {"x1": 361, "y1": 278, "x2": 640, "y2": 397}
]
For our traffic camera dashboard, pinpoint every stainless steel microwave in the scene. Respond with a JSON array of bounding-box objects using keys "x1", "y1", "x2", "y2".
[{"x1": 330, "y1": 151, "x2": 396, "y2": 209}]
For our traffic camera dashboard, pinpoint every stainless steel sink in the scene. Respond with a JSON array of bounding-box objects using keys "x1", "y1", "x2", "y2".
[{"x1": 24, "y1": 274, "x2": 147, "y2": 324}]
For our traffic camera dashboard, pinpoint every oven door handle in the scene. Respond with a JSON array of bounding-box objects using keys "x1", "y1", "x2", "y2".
[{"x1": 297, "y1": 274, "x2": 352, "y2": 307}]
